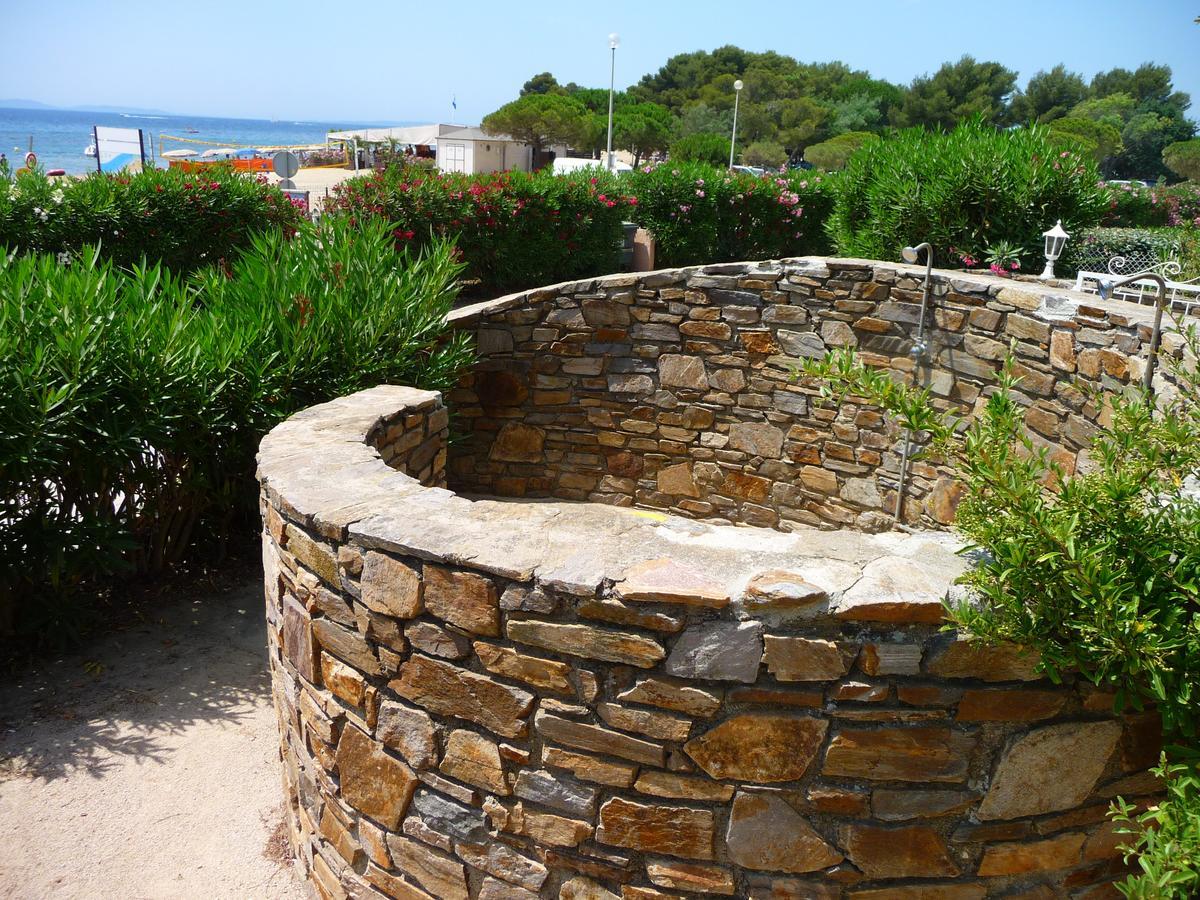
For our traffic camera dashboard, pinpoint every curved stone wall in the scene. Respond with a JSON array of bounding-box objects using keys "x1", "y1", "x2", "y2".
[
  {"x1": 448, "y1": 259, "x2": 1171, "y2": 531},
  {"x1": 259, "y1": 375, "x2": 1162, "y2": 899}
]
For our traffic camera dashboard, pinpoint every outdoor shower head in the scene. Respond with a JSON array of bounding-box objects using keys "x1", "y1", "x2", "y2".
[
  {"x1": 901, "y1": 246, "x2": 921, "y2": 264},
  {"x1": 1097, "y1": 279, "x2": 1114, "y2": 301}
]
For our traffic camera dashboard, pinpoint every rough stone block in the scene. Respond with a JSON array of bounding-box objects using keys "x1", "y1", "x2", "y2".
[
  {"x1": 360, "y1": 551, "x2": 423, "y2": 619},
  {"x1": 664, "y1": 621, "x2": 763, "y2": 683},
  {"x1": 440, "y1": 729, "x2": 508, "y2": 795},
  {"x1": 391, "y1": 654, "x2": 534, "y2": 739},
  {"x1": 596, "y1": 797, "x2": 715, "y2": 860},
  {"x1": 822, "y1": 726, "x2": 973, "y2": 783},
  {"x1": 335, "y1": 724, "x2": 417, "y2": 829},
  {"x1": 685, "y1": 714, "x2": 827, "y2": 782},
  {"x1": 507, "y1": 620, "x2": 665, "y2": 668},
  {"x1": 423, "y1": 565, "x2": 499, "y2": 637},
  {"x1": 977, "y1": 721, "x2": 1122, "y2": 820},
  {"x1": 763, "y1": 636, "x2": 853, "y2": 681},
  {"x1": 725, "y1": 790, "x2": 843, "y2": 873}
]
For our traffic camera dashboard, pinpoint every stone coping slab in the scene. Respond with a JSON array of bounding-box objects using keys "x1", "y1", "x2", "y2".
[{"x1": 258, "y1": 384, "x2": 967, "y2": 625}]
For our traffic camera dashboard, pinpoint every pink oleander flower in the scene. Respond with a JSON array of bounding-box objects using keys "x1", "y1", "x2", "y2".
[{"x1": 696, "y1": 189, "x2": 705, "y2": 198}]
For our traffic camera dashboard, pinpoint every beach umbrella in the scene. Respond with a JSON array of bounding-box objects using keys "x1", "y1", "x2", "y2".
[
  {"x1": 162, "y1": 148, "x2": 197, "y2": 158},
  {"x1": 201, "y1": 147, "x2": 237, "y2": 158}
]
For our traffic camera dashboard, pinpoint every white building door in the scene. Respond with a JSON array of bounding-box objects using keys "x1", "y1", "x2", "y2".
[{"x1": 441, "y1": 142, "x2": 466, "y2": 173}]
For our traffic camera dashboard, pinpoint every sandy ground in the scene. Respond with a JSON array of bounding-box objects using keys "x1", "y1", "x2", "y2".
[
  {"x1": 264, "y1": 166, "x2": 366, "y2": 210},
  {"x1": 0, "y1": 576, "x2": 307, "y2": 900}
]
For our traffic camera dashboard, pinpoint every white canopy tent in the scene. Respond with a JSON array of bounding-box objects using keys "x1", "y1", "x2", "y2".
[{"x1": 326, "y1": 124, "x2": 462, "y2": 146}]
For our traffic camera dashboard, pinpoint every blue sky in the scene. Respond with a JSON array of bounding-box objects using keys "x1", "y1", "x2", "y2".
[{"x1": 3, "y1": 0, "x2": 1198, "y2": 124}]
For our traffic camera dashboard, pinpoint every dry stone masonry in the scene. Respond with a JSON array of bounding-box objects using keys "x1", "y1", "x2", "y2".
[
  {"x1": 259, "y1": 256, "x2": 1172, "y2": 900},
  {"x1": 448, "y1": 258, "x2": 1176, "y2": 531}
]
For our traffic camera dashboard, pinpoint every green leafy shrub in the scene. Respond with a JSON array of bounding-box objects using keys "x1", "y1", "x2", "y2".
[
  {"x1": 0, "y1": 165, "x2": 304, "y2": 273},
  {"x1": 803, "y1": 131, "x2": 878, "y2": 171},
  {"x1": 741, "y1": 140, "x2": 787, "y2": 168},
  {"x1": 827, "y1": 118, "x2": 1109, "y2": 267},
  {"x1": 325, "y1": 167, "x2": 632, "y2": 295},
  {"x1": 1164, "y1": 139, "x2": 1200, "y2": 182},
  {"x1": 669, "y1": 132, "x2": 730, "y2": 166},
  {"x1": 0, "y1": 217, "x2": 472, "y2": 646},
  {"x1": 625, "y1": 162, "x2": 835, "y2": 267},
  {"x1": 802, "y1": 342, "x2": 1200, "y2": 899},
  {"x1": 1103, "y1": 182, "x2": 1200, "y2": 228}
]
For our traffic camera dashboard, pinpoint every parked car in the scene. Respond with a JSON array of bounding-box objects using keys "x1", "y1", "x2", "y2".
[{"x1": 730, "y1": 164, "x2": 765, "y2": 176}]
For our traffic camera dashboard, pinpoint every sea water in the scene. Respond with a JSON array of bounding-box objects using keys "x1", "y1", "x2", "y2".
[{"x1": 0, "y1": 107, "x2": 400, "y2": 175}]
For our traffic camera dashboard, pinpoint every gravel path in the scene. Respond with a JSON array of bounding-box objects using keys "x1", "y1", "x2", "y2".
[{"x1": 0, "y1": 574, "x2": 306, "y2": 899}]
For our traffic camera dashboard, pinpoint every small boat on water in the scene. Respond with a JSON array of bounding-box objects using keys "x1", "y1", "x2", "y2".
[{"x1": 84, "y1": 142, "x2": 96, "y2": 158}]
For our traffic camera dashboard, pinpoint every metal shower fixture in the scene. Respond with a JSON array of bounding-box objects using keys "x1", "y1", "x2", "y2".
[{"x1": 894, "y1": 242, "x2": 934, "y2": 524}]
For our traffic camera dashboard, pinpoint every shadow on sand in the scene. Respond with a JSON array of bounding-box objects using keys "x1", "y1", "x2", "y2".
[{"x1": 0, "y1": 575, "x2": 270, "y2": 782}]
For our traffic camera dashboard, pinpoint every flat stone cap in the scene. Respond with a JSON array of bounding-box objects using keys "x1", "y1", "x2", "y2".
[{"x1": 257, "y1": 385, "x2": 967, "y2": 623}]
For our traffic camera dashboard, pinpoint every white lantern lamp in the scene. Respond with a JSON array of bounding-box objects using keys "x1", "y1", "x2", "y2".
[{"x1": 1039, "y1": 220, "x2": 1069, "y2": 280}]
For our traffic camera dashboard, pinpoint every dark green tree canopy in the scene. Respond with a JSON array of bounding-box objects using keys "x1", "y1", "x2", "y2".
[
  {"x1": 482, "y1": 93, "x2": 590, "y2": 151},
  {"x1": 1091, "y1": 63, "x2": 1190, "y2": 115},
  {"x1": 1163, "y1": 137, "x2": 1200, "y2": 181},
  {"x1": 521, "y1": 72, "x2": 563, "y2": 96},
  {"x1": 1011, "y1": 65, "x2": 1088, "y2": 123},
  {"x1": 502, "y1": 49, "x2": 1195, "y2": 178},
  {"x1": 669, "y1": 132, "x2": 729, "y2": 166},
  {"x1": 894, "y1": 56, "x2": 1018, "y2": 129},
  {"x1": 613, "y1": 102, "x2": 675, "y2": 165}
]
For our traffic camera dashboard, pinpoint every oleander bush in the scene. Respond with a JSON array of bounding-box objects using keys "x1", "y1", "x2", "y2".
[
  {"x1": 803, "y1": 343, "x2": 1200, "y2": 899},
  {"x1": 828, "y1": 118, "x2": 1109, "y2": 268},
  {"x1": 324, "y1": 167, "x2": 633, "y2": 294},
  {"x1": 0, "y1": 165, "x2": 305, "y2": 273},
  {"x1": 1103, "y1": 181, "x2": 1200, "y2": 228},
  {"x1": 624, "y1": 161, "x2": 835, "y2": 267},
  {"x1": 1060, "y1": 227, "x2": 1200, "y2": 279},
  {"x1": 0, "y1": 216, "x2": 472, "y2": 648}
]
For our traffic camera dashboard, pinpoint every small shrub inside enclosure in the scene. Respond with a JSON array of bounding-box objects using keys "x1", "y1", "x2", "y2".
[
  {"x1": 0, "y1": 165, "x2": 305, "y2": 273},
  {"x1": 0, "y1": 218, "x2": 472, "y2": 647},
  {"x1": 625, "y1": 161, "x2": 835, "y2": 267},
  {"x1": 828, "y1": 118, "x2": 1109, "y2": 268},
  {"x1": 324, "y1": 168, "x2": 633, "y2": 295}
]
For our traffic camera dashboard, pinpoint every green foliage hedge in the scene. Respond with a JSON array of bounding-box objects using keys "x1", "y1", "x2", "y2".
[
  {"x1": 1103, "y1": 181, "x2": 1200, "y2": 228},
  {"x1": 828, "y1": 119, "x2": 1109, "y2": 268},
  {"x1": 624, "y1": 162, "x2": 835, "y2": 267},
  {"x1": 0, "y1": 217, "x2": 472, "y2": 646},
  {"x1": 1061, "y1": 227, "x2": 1200, "y2": 279},
  {"x1": 324, "y1": 168, "x2": 633, "y2": 295},
  {"x1": 0, "y1": 166, "x2": 305, "y2": 273}
]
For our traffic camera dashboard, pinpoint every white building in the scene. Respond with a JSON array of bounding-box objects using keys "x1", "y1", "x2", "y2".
[{"x1": 328, "y1": 123, "x2": 569, "y2": 175}]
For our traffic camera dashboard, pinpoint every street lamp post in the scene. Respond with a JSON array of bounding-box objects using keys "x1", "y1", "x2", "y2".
[
  {"x1": 606, "y1": 33, "x2": 620, "y2": 171},
  {"x1": 729, "y1": 79, "x2": 744, "y2": 169}
]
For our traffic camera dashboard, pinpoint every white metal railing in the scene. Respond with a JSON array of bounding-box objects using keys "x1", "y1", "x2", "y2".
[{"x1": 1075, "y1": 268, "x2": 1200, "y2": 315}]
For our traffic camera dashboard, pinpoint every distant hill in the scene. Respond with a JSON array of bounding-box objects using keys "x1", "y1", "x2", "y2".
[
  {"x1": 77, "y1": 104, "x2": 173, "y2": 116},
  {"x1": 0, "y1": 98, "x2": 54, "y2": 109},
  {"x1": 0, "y1": 99, "x2": 173, "y2": 115}
]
